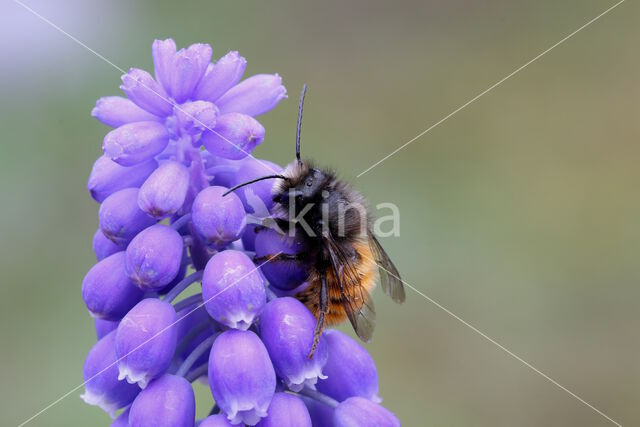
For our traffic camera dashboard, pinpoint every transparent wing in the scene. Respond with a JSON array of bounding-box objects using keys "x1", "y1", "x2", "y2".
[{"x1": 369, "y1": 232, "x2": 405, "y2": 303}]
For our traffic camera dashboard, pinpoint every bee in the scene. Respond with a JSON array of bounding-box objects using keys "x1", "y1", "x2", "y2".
[{"x1": 224, "y1": 85, "x2": 405, "y2": 355}]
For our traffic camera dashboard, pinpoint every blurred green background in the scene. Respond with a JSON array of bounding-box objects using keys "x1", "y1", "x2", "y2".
[{"x1": 1, "y1": 0, "x2": 639, "y2": 425}]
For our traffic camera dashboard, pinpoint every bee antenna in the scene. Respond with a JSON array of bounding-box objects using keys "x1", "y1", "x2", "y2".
[
  {"x1": 222, "y1": 174, "x2": 289, "y2": 197},
  {"x1": 296, "y1": 84, "x2": 307, "y2": 162}
]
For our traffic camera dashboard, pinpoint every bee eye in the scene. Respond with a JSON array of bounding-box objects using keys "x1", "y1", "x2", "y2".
[{"x1": 305, "y1": 180, "x2": 312, "y2": 187}]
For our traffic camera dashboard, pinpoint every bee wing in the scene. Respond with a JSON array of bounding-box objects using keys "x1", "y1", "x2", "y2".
[
  {"x1": 325, "y1": 237, "x2": 376, "y2": 342},
  {"x1": 369, "y1": 231, "x2": 406, "y2": 303}
]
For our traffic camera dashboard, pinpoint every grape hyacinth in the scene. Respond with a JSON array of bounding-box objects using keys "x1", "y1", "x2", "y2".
[{"x1": 81, "y1": 38, "x2": 399, "y2": 426}]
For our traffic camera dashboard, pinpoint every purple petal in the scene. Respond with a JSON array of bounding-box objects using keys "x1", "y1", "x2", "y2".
[
  {"x1": 110, "y1": 407, "x2": 130, "y2": 427},
  {"x1": 232, "y1": 159, "x2": 282, "y2": 214},
  {"x1": 94, "y1": 318, "x2": 119, "y2": 340},
  {"x1": 152, "y1": 39, "x2": 177, "y2": 93},
  {"x1": 121, "y1": 68, "x2": 173, "y2": 117},
  {"x1": 192, "y1": 186, "x2": 246, "y2": 249},
  {"x1": 138, "y1": 161, "x2": 190, "y2": 218},
  {"x1": 98, "y1": 188, "x2": 157, "y2": 245},
  {"x1": 88, "y1": 155, "x2": 157, "y2": 203},
  {"x1": 255, "y1": 392, "x2": 312, "y2": 427},
  {"x1": 216, "y1": 74, "x2": 287, "y2": 117},
  {"x1": 175, "y1": 101, "x2": 219, "y2": 136},
  {"x1": 194, "y1": 51, "x2": 247, "y2": 101},
  {"x1": 129, "y1": 374, "x2": 195, "y2": 427},
  {"x1": 254, "y1": 228, "x2": 310, "y2": 291},
  {"x1": 333, "y1": 397, "x2": 400, "y2": 427},
  {"x1": 92, "y1": 96, "x2": 160, "y2": 127},
  {"x1": 103, "y1": 121, "x2": 170, "y2": 166},
  {"x1": 167, "y1": 43, "x2": 213, "y2": 103},
  {"x1": 92, "y1": 228, "x2": 124, "y2": 261},
  {"x1": 201, "y1": 113, "x2": 265, "y2": 160},
  {"x1": 199, "y1": 414, "x2": 234, "y2": 427}
]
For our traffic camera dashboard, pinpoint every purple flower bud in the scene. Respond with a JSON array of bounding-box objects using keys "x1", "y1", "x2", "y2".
[
  {"x1": 138, "y1": 161, "x2": 190, "y2": 217},
  {"x1": 103, "y1": 121, "x2": 171, "y2": 166},
  {"x1": 202, "y1": 250, "x2": 266, "y2": 329},
  {"x1": 260, "y1": 297, "x2": 327, "y2": 391},
  {"x1": 216, "y1": 74, "x2": 287, "y2": 117},
  {"x1": 165, "y1": 43, "x2": 212, "y2": 103},
  {"x1": 254, "y1": 228, "x2": 310, "y2": 291},
  {"x1": 125, "y1": 224, "x2": 184, "y2": 290},
  {"x1": 233, "y1": 159, "x2": 282, "y2": 214},
  {"x1": 115, "y1": 298, "x2": 178, "y2": 387},
  {"x1": 192, "y1": 186, "x2": 246, "y2": 248},
  {"x1": 129, "y1": 374, "x2": 195, "y2": 427},
  {"x1": 120, "y1": 68, "x2": 173, "y2": 117},
  {"x1": 175, "y1": 101, "x2": 219, "y2": 137},
  {"x1": 81, "y1": 331, "x2": 140, "y2": 417},
  {"x1": 199, "y1": 414, "x2": 234, "y2": 427},
  {"x1": 152, "y1": 39, "x2": 177, "y2": 94},
  {"x1": 110, "y1": 407, "x2": 130, "y2": 427},
  {"x1": 99, "y1": 188, "x2": 157, "y2": 245},
  {"x1": 201, "y1": 113, "x2": 265, "y2": 160},
  {"x1": 208, "y1": 330, "x2": 276, "y2": 425},
  {"x1": 95, "y1": 318, "x2": 119, "y2": 340},
  {"x1": 333, "y1": 397, "x2": 400, "y2": 427},
  {"x1": 300, "y1": 395, "x2": 335, "y2": 427},
  {"x1": 88, "y1": 156, "x2": 157, "y2": 203},
  {"x1": 82, "y1": 252, "x2": 145, "y2": 320},
  {"x1": 241, "y1": 223, "x2": 259, "y2": 251},
  {"x1": 92, "y1": 96, "x2": 160, "y2": 128},
  {"x1": 158, "y1": 263, "x2": 186, "y2": 295},
  {"x1": 255, "y1": 392, "x2": 312, "y2": 427},
  {"x1": 194, "y1": 51, "x2": 247, "y2": 102},
  {"x1": 316, "y1": 330, "x2": 381, "y2": 403},
  {"x1": 92, "y1": 228, "x2": 124, "y2": 261}
]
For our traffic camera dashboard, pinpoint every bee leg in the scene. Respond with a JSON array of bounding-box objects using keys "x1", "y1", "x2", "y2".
[
  {"x1": 309, "y1": 271, "x2": 328, "y2": 359},
  {"x1": 253, "y1": 253, "x2": 305, "y2": 263}
]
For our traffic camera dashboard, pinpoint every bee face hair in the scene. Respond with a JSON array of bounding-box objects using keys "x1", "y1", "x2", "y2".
[{"x1": 274, "y1": 159, "x2": 332, "y2": 206}]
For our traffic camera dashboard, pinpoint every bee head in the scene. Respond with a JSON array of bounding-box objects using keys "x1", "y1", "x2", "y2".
[{"x1": 274, "y1": 160, "x2": 328, "y2": 207}]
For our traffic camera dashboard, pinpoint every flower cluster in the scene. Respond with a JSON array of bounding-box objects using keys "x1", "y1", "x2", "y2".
[{"x1": 81, "y1": 39, "x2": 400, "y2": 426}]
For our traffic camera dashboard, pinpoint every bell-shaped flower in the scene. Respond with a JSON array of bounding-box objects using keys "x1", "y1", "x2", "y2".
[
  {"x1": 232, "y1": 159, "x2": 282, "y2": 214},
  {"x1": 194, "y1": 51, "x2": 247, "y2": 102},
  {"x1": 125, "y1": 224, "x2": 184, "y2": 290},
  {"x1": 255, "y1": 392, "x2": 312, "y2": 427},
  {"x1": 99, "y1": 188, "x2": 157, "y2": 245},
  {"x1": 201, "y1": 113, "x2": 264, "y2": 160},
  {"x1": 333, "y1": 397, "x2": 400, "y2": 427},
  {"x1": 120, "y1": 68, "x2": 173, "y2": 117},
  {"x1": 192, "y1": 186, "x2": 246, "y2": 249},
  {"x1": 175, "y1": 101, "x2": 219, "y2": 137},
  {"x1": 300, "y1": 395, "x2": 335, "y2": 427},
  {"x1": 128, "y1": 374, "x2": 195, "y2": 427},
  {"x1": 216, "y1": 74, "x2": 287, "y2": 117},
  {"x1": 208, "y1": 330, "x2": 276, "y2": 426},
  {"x1": 92, "y1": 228, "x2": 124, "y2": 261},
  {"x1": 138, "y1": 160, "x2": 190, "y2": 217},
  {"x1": 316, "y1": 329, "x2": 381, "y2": 403},
  {"x1": 88, "y1": 156, "x2": 157, "y2": 203},
  {"x1": 254, "y1": 228, "x2": 310, "y2": 291},
  {"x1": 81, "y1": 331, "x2": 140, "y2": 417},
  {"x1": 199, "y1": 414, "x2": 234, "y2": 427},
  {"x1": 202, "y1": 250, "x2": 266, "y2": 329},
  {"x1": 92, "y1": 96, "x2": 159, "y2": 128},
  {"x1": 259, "y1": 297, "x2": 328, "y2": 391},
  {"x1": 82, "y1": 252, "x2": 144, "y2": 320},
  {"x1": 103, "y1": 121, "x2": 171, "y2": 166},
  {"x1": 115, "y1": 298, "x2": 178, "y2": 388}
]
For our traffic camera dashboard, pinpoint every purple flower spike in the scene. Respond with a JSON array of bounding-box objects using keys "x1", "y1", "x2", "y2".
[
  {"x1": 233, "y1": 159, "x2": 282, "y2": 214},
  {"x1": 208, "y1": 330, "x2": 276, "y2": 426},
  {"x1": 120, "y1": 68, "x2": 173, "y2": 117},
  {"x1": 94, "y1": 318, "x2": 119, "y2": 340},
  {"x1": 254, "y1": 228, "x2": 309, "y2": 291},
  {"x1": 92, "y1": 96, "x2": 159, "y2": 128},
  {"x1": 138, "y1": 161, "x2": 190, "y2": 217},
  {"x1": 115, "y1": 298, "x2": 178, "y2": 388},
  {"x1": 316, "y1": 329, "x2": 381, "y2": 403},
  {"x1": 201, "y1": 113, "x2": 265, "y2": 160},
  {"x1": 175, "y1": 101, "x2": 219, "y2": 137},
  {"x1": 259, "y1": 297, "x2": 328, "y2": 391},
  {"x1": 82, "y1": 252, "x2": 144, "y2": 320},
  {"x1": 88, "y1": 156, "x2": 157, "y2": 203},
  {"x1": 333, "y1": 397, "x2": 400, "y2": 427},
  {"x1": 81, "y1": 331, "x2": 140, "y2": 417},
  {"x1": 199, "y1": 414, "x2": 234, "y2": 427},
  {"x1": 166, "y1": 43, "x2": 212, "y2": 103},
  {"x1": 103, "y1": 121, "x2": 171, "y2": 166},
  {"x1": 92, "y1": 228, "x2": 124, "y2": 261},
  {"x1": 99, "y1": 188, "x2": 157, "y2": 245},
  {"x1": 216, "y1": 74, "x2": 287, "y2": 117},
  {"x1": 129, "y1": 374, "x2": 195, "y2": 427},
  {"x1": 192, "y1": 186, "x2": 246, "y2": 248},
  {"x1": 195, "y1": 51, "x2": 247, "y2": 102},
  {"x1": 202, "y1": 250, "x2": 266, "y2": 329},
  {"x1": 125, "y1": 224, "x2": 184, "y2": 290},
  {"x1": 110, "y1": 407, "x2": 130, "y2": 427},
  {"x1": 255, "y1": 392, "x2": 312, "y2": 427}
]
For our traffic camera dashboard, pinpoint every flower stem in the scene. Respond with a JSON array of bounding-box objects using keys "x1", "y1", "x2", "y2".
[
  {"x1": 184, "y1": 363, "x2": 208, "y2": 383},
  {"x1": 171, "y1": 213, "x2": 192, "y2": 231},
  {"x1": 295, "y1": 386, "x2": 339, "y2": 408},
  {"x1": 172, "y1": 293, "x2": 204, "y2": 312},
  {"x1": 176, "y1": 334, "x2": 217, "y2": 377},
  {"x1": 164, "y1": 271, "x2": 204, "y2": 303}
]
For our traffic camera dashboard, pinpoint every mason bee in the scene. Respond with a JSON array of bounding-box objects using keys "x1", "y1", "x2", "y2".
[{"x1": 225, "y1": 85, "x2": 405, "y2": 355}]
